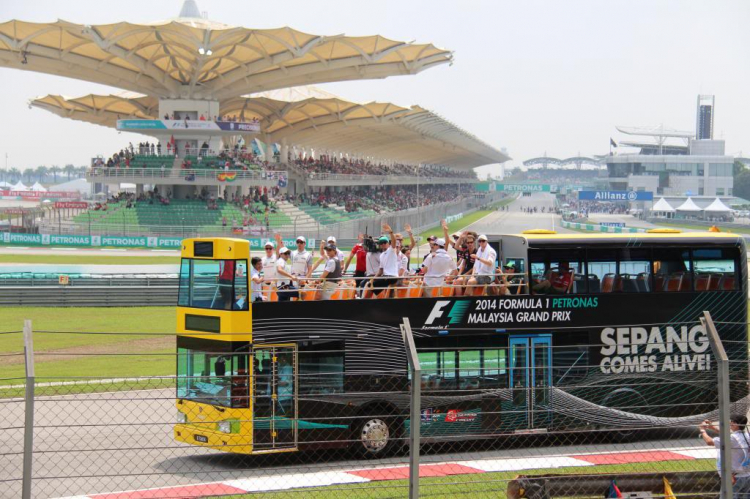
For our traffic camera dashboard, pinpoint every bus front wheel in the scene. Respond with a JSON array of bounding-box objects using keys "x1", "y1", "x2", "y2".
[{"x1": 354, "y1": 417, "x2": 398, "y2": 458}]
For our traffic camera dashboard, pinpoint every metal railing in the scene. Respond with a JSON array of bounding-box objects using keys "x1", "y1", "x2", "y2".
[
  {"x1": 3, "y1": 312, "x2": 744, "y2": 498},
  {"x1": 87, "y1": 167, "x2": 286, "y2": 182}
]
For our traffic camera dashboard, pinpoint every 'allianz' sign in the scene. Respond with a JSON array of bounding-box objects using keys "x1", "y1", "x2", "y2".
[{"x1": 578, "y1": 191, "x2": 653, "y2": 201}]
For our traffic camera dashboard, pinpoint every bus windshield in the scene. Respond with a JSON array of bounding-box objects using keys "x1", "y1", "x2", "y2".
[
  {"x1": 177, "y1": 347, "x2": 249, "y2": 408},
  {"x1": 178, "y1": 258, "x2": 248, "y2": 310}
]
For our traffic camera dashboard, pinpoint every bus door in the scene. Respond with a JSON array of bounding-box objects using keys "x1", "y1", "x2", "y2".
[
  {"x1": 509, "y1": 336, "x2": 552, "y2": 431},
  {"x1": 252, "y1": 345, "x2": 297, "y2": 451}
]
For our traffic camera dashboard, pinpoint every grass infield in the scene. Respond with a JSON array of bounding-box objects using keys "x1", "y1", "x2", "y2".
[{"x1": 0, "y1": 306, "x2": 175, "y2": 386}]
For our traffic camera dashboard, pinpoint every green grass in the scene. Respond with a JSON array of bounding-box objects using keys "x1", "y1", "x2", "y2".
[
  {"x1": 0, "y1": 254, "x2": 180, "y2": 265},
  {"x1": 0, "y1": 307, "x2": 175, "y2": 384},
  {"x1": 223, "y1": 459, "x2": 714, "y2": 498},
  {"x1": 417, "y1": 196, "x2": 518, "y2": 242}
]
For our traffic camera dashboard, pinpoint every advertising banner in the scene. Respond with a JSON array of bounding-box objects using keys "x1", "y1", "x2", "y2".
[
  {"x1": 117, "y1": 119, "x2": 260, "y2": 133},
  {"x1": 0, "y1": 190, "x2": 80, "y2": 199},
  {"x1": 578, "y1": 191, "x2": 654, "y2": 201},
  {"x1": 54, "y1": 201, "x2": 89, "y2": 209},
  {"x1": 2, "y1": 233, "x2": 43, "y2": 245},
  {"x1": 0, "y1": 233, "x2": 315, "y2": 250},
  {"x1": 496, "y1": 184, "x2": 551, "y2": 192}
]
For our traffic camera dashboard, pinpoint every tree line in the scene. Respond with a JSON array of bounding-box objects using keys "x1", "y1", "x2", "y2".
[{"x1": 1, "y1": 165, "x2": 88, "y2": 184}]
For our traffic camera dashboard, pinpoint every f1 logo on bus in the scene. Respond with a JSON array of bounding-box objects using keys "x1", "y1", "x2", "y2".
[{"x1": 424, "y1": 300, "x2": 471, "y2": 327}]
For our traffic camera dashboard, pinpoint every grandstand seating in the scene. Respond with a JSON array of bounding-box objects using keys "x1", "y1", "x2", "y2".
[
  {"x1": 297, "y1": 203, "x2": 378, "y2": 224},
  {"x1": 73, "y1": 199, "x2": 292, "y2": 232},
  {"x1": 129, "y1": 155, "x2": 175, "y2": 168},
  {"x1": 182, "y1": 155, "x2": 263, "y2": 171}
]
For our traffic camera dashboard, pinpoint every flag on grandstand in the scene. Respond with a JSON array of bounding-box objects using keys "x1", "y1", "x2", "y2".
[
  {"x1": 278, "y1": 174, "x2": 287, "y2": 188},
  {"x1": 663, "y1": 477, "x2": 676, "y2": 499},
  {"x1": 605, "y1": 479, "x2": 622, "y2": 498},
  {"x1": 217, "y1": 172, "x2": 237, "y2": 182},
  {"x1": 610, "y1": 138, "x2": 617, "y2": 148}
]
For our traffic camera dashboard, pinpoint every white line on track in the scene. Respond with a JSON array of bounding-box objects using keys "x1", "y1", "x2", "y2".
[{"x1": 7, "y1": 246, "x2": 28, "y2": 249}]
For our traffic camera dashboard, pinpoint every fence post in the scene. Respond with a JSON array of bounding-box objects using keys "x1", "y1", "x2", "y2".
[
  {"x1": 401, "y1": 317, "x2": 421, "y2": 499},
  {"x1": 701, "y1": 311, "x2": 732, "y2": 498},
  {"x1": 22, "y1": 319, "x2": 35, "y2": 499}
]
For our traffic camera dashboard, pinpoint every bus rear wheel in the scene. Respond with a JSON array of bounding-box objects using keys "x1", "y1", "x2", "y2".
[{"x1": 354, "y1": 417, "x2": 397, "y2": 458}]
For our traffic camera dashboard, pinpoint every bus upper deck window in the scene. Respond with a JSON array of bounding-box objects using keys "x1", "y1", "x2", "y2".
[
  {"x1": 652, "y1": 248, "x2": 691, "y2": 292},
  {"x1": 618, "y1": 248, "x2": 651, "y2": 293},
  {"x1": 692, "y1": 247, "x2": 737, "y2": 291},
  {"x1": 586, "y1": 248, "x2": 617, "y2": 294}
]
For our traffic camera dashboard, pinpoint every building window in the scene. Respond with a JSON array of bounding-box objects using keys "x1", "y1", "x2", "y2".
[{"x1": 716, "y1": 188, "x2": 725, "y2": 196}]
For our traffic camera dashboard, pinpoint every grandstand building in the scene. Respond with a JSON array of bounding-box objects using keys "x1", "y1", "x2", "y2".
[{"x1": 1, "y1": 1, "x2": 508, "y2": 236}]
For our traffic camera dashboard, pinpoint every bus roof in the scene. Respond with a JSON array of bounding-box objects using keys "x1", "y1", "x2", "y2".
[
  {"x1": 495, "y1": 231, "x2": 745, "y2": 248},
  {"x1": 517, "y1": 231, "x2": 742, "y2": 241}
]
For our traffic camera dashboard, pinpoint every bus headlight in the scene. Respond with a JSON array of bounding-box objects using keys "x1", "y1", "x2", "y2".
[
  {"x1": 177, "y1": 412, "x2": 187, "y2": 424},
  {"x1": 218, "y1": 421, "x2": 232, "y2": 434}
]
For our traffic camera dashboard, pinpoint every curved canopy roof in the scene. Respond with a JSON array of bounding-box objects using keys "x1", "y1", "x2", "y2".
[
  {"x1": 30, "y1": 87, "x2": 508, "y2": 168},
  {"x1": 0, "y1": 14, "x2": 452, "y2": 100},
  {"x1": 31, "y1": 92, "x2": 158, "y2": 127}
]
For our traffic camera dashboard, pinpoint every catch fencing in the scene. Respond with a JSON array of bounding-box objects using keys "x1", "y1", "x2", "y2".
[{"x1": 0, "y1": 312, "x2": 745, "y2": 498}]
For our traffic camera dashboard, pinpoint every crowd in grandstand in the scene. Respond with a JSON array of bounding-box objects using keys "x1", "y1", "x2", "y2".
[
  {"x1": 286, "y1": 185, "x2": 468, "y2": 214},
  {"x1": 180, "y1": 148, "x2": 274, "y2": 172},
  {"x1": 292, "y1": 156, "x2": 475, "y2": 178}
]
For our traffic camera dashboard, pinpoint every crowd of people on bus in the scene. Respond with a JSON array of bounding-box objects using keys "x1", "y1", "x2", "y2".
[{"x1": 248, "y1": 221, "x2": 522, "y2": 303}]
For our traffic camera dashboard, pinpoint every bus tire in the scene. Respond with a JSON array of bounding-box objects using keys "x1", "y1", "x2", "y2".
[{"x1": 353, "y1": 416, "x2": 399, "y2": 458}]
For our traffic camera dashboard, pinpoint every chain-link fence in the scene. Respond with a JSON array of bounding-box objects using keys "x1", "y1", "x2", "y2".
[{"x1": 1, "y1": 312, "x2": 747, "y2": 498}]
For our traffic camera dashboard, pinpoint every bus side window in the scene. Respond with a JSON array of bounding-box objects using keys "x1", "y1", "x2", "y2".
[
  {"x1": 417, "y1": 352, "x2": 438, "y2": 391},
  {"x1": 618, "y1": 248, "x2": 651, "y2": 293},
  {"x1": 692, "y1": 248, "x2": 737, "y2": 291},
  {"x1": 653, "y1": 248, "x2": 691, "y2": 292},
  {"x1": 439, "y1": 351, "x2": 457, "y2": 390},
  {"x1": 298, "y1": 343, "x2": 344, "y2": 395},
  {"x1": 458, "y1": 350, "x2": 481, "y2": 390},
  {"x1": 529, "y1": 249, "x2": 584, "y2": 294},
  {"x1": 483, "y1": 349, "x2": 507, "y2": 389},
  {"x1": 586, "y1": 248, "x2": 617, "y2": 293}
]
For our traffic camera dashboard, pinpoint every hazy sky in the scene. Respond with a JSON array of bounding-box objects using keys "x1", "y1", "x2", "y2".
[{"x1": 1, "y1": 0, "x2": 748, "y2": 178}]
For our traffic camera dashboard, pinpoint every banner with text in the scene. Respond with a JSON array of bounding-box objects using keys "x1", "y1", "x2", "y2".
[
  {"x1": 1, "y1": 232, "x2": 314, "y2": 250},
  {"x1": 578, "y1": 191, "x2": 654, "y2": 201},
  {"x1": 117, "y1": 119, "x2": 260, "y2": 133},
  {"x1": 496, "y1": 184, "x2": 551, "y2": 192}
]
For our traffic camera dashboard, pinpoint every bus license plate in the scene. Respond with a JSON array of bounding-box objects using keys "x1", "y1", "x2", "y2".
[{"x1": 194, "y1": 435, "x2": 208, "y2": 443}]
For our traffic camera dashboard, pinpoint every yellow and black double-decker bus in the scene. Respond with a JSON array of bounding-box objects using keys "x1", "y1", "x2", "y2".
[{"x1": 174, "y1": 231, "x2": 748, "y2": 457}]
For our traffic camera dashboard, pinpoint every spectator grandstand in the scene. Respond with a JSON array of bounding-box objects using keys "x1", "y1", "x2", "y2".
[
  {"x1": 72, "y1": 184, "x2": 472, "y2": 235},
  {"x1": 291, "y1": 156, "x2": 475, "y2": 179}
]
